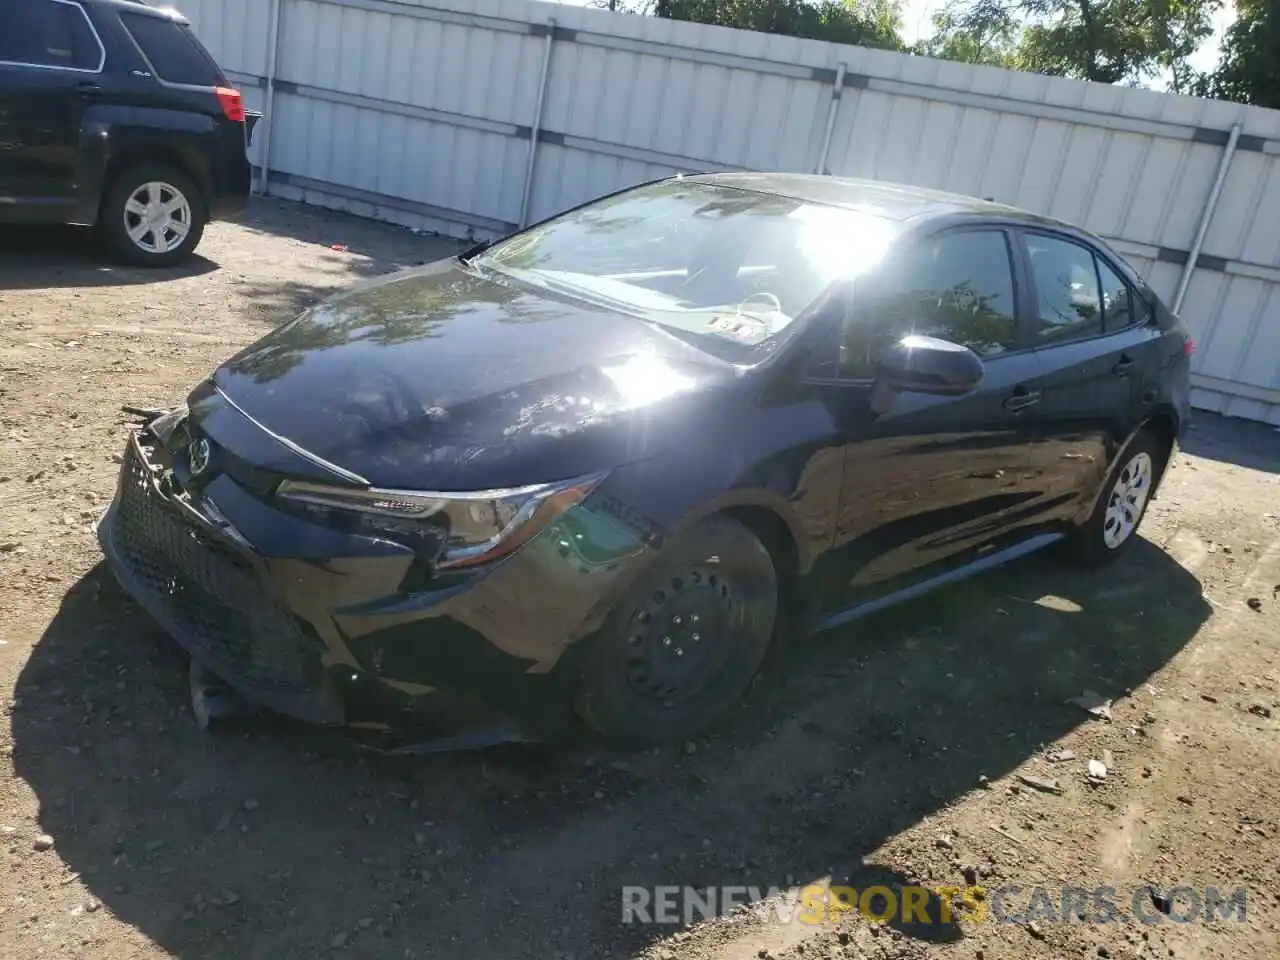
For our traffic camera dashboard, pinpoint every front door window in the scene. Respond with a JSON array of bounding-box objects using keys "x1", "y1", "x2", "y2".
[{"x1": 838, "y1": 229, "x2": 1019, "y2": 379}]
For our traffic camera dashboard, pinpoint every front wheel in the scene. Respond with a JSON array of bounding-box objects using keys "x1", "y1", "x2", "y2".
[
  {"x1": 1067, "y1": 430, "x2": 1162, "y2": 566},
  {"x1": 100, "y1": 164, "x2": 205, "y2": 267},
  {"x1": 577, "y1": 516, "x2": 778, "y2": 747}
]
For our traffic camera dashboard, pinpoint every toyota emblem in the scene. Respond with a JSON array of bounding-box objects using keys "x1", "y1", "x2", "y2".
[{"x1": 188, "y1": 438, "x2": 212, "y2": 477}]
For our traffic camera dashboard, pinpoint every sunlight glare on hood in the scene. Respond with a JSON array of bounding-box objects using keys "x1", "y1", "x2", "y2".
[{"x1": 601, "y1": 355, "x2": 696, "y2": 408}]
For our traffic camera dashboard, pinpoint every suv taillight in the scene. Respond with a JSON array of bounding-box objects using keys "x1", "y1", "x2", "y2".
[{"x1": 215, "y1": 86, "x2": 245, "y2": 123}]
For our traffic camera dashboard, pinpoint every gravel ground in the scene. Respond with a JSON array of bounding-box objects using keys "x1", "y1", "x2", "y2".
[{"x1": 1, "y1": 199, "x2": 1279, "y2": 960}]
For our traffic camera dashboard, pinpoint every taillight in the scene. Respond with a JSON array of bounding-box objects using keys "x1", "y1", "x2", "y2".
[
  {"x1": 1183, "y1": 337, "x2": 1197, "y2": 357},
  {"x1": 215, "y1": 86, "x2": 245, "y2": 123}
]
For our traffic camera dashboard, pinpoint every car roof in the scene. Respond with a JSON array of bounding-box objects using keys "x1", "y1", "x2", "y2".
[
  {"x1": 686, "y1": 172, "x2": 1067, "y2": 230},
  {"x1": 86, "y1": 0, "x2": 187, "y2": 21}
]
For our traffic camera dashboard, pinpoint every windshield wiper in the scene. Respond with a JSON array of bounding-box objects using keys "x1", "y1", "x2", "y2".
[
  {"x1": 456, "y1": 239, "x2": 492, "y2": 264},
  {"x1": 508, "y1": 269, "x2": 648, "y2": 318}
]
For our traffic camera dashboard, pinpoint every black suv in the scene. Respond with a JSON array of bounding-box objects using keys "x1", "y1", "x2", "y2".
[{"x1": 0, "y1": 0, "x2": 253, "y2": 266}]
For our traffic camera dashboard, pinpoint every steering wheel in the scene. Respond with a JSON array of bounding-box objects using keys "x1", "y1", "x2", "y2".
[{"x1": 737, "y1": 291, "x2": 783, "y2": 318}]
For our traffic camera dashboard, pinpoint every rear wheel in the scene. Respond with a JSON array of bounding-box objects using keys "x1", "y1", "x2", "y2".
[
  {"x1": 1068, "y1": 430, "x2": 1162, "y2": 567},
  {"x1": 100, "y1": 164, "x2": 205, "y2": 267},
  {"x1": 577, "y1": 516, "x2": 777, "y2": 747}
]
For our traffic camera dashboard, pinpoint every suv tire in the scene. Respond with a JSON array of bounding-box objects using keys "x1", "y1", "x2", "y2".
[{"x1": 100, "y1": 164, "x2": 206, "y2": 267}]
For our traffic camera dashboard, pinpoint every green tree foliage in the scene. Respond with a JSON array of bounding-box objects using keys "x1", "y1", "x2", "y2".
[
  {"x1": 921, "y1": 0, "x2": 1220, "y2": 85},
  {"x1": 918, "y1": 0, "x2": 1022, "y2": 66},
  {"x1": 1195, "y1": 0, "x2": 1280, "y2": 107},
  {"x1": 1021, "y1": 0, "x2": 1219, "y2": 83},
  {"x1": 601, "y1": 0, "x2": 1254, "y2": 104},
  {"x1": 653, "y1": 0, "x2": 905, "y2": 49}
]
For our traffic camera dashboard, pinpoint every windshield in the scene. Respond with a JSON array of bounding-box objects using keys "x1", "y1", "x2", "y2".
[{"x1": 475, "y1": 180, "x2": 897, "y2": 360}]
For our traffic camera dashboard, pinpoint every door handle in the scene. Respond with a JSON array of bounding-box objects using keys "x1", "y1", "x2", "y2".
[
  {"x1": 1003, "y1": 386, "x2": 1042, "y2": 412},
  {"x1": 1112, "y1": 355, "x2": 1135, "y2": 377},
  {"x1": 76, "y1": 81, "x2": 103, "y2": 95}
]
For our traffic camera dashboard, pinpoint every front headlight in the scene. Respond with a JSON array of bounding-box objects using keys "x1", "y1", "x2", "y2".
[{"x1": 275, "y1": 472, "x2": 607, "y2": 569}]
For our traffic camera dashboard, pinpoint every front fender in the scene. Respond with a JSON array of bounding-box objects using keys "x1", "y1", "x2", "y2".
[
  {"x1": 556, "y1": 438, "x2": 841, "y2": 650},
  {"x1": 670, "y1": 487, "x2": 822, "y2": 574}
]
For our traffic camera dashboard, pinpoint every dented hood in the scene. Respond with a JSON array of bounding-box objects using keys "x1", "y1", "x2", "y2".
[{"x1": 209, "y1": 259, "x2": 735, "y2": 490}]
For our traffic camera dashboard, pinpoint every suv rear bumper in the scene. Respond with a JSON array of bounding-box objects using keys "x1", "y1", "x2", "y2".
[{"x1": 206, "y1": 132, "x2": 251, "y2": 221}]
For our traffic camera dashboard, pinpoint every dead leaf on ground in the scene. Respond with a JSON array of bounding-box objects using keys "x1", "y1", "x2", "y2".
[{"x1": 1068, "y1": 690, "x2": 1113, "y2": 721}]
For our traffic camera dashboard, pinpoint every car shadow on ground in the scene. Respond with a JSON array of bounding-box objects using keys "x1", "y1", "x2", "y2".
[
  {"x1": 233, "y1": 199, "x2": 465, "y2": 281},
  {"x1": 12, "y1": 538, "x2": 1208, "y2": 959},
  {"x1": 0, "y1": 199, "x2": 461, "y2": 294},
  {"x1": 224, "y1": 203, "x2": 466, "y2": 332},
  {"x1": 0, "y1": 223, "x2": 220, "y2": 290},
  {"x1": 1179, "y1": 410, "x2": 1280, "y2": 475}
]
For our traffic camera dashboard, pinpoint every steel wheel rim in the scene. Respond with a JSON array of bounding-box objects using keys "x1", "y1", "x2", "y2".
[
  {"x1": 1102, "y1": 451, "x2": 1153, "y2": 549},
  {"x1": 623, "y1": 565, "x2": 740, "y2": 707},
  {"x1": 124, "y1": 181, "x2": 192, "y2": 254}
]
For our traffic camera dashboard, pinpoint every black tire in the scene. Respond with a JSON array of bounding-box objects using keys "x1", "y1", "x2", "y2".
[
  {"x1": 577, "y1": 515, "x2": 778, "y2": 747},
  {"x1": 1067, "y1": 429, "x2": 1163, "y2": 567},
  {"x1": 99, "y1": 164, "x2": 205, "y2": 267}
]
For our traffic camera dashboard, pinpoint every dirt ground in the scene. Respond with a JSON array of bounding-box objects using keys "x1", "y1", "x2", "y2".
[{"x1": 1, "y1": 199, "x2": 1278, "y2": 960}]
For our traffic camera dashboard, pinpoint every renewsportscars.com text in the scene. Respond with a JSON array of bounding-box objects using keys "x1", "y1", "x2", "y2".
[{"x1": 621, "y1": 883, "x2": 1248, "y2": 927}]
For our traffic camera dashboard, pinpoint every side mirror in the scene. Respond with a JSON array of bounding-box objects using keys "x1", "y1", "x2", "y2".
[{"x1": 876, "y1": 334, "x2": 985, "y2": 396}]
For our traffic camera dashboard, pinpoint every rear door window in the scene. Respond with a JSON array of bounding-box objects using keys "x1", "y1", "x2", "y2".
[
  {"x1": 1025, "y1": 234, "x2": 1104, "y2": 343},
  {"x1": 119, "y1": 10, "x2": 225, "y2": 86},
  {"x1": 0, "y1": 0, "x2": 103, "y2": 71},
  {"x1": 1097, "y1": 257, "x2": 1138, "y2": 330}
]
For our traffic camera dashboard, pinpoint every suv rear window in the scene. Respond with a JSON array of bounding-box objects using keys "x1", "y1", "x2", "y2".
[{"x1": 119, "y1": 10, "x2": 224, "y2": 86}]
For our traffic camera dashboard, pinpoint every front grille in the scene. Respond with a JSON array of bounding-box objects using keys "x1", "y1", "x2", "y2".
[{"x1": 109, "y1": 437, "x2": 319, "y2": 692}]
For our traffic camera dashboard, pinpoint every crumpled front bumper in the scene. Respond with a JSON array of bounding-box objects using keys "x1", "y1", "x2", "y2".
[
  {"x1": 95, "y1": 406, "x2": 664, "y2": 747},
  {"x1": 97, "y1": 431, "x2": 346, "y2": 724},
  {"x1": 93, "y1": 430, "x2": 583, "y2": 747}
]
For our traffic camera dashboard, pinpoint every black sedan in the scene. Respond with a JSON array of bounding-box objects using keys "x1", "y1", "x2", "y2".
[{"x1": 97, "y1": 173, "x2": 1194, "y2": 747}]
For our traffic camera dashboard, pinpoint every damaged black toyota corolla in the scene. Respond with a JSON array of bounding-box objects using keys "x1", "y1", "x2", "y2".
[{"x1": 97, "y1": 173, "x2": 1193, "y2": 747}]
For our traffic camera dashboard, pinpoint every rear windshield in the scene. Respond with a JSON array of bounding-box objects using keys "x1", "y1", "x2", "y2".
[{"x1": 119, "y1": 10, "x2": 224, "y2": 86}]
